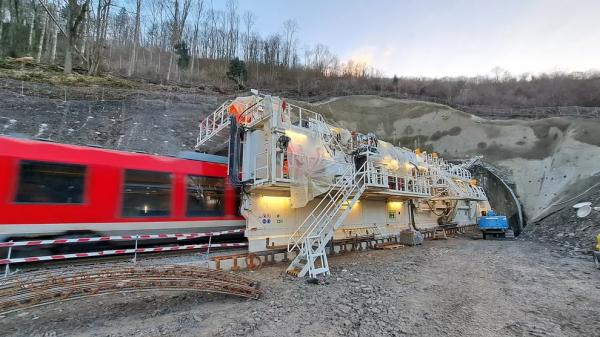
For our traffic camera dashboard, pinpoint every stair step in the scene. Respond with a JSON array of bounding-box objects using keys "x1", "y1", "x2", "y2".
[
  {"x1": 286, "y1": 268, "x2": 302, "y2": 277},
  {"x1": 311, "y1": 267, "x2": 329, "y2": 275},
  {"x1": 286, "y1": 164, "x2": 367, "y2": 278}
]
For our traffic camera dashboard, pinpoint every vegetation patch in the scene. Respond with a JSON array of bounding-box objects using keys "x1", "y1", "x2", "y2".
[{"x1": 0, "y1": 57, "x2": 138, "y2": 89}]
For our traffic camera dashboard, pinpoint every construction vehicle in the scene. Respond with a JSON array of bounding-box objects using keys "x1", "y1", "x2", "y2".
[{"x1": 478, "y1": 210, "x2": 512, "y2": 239}]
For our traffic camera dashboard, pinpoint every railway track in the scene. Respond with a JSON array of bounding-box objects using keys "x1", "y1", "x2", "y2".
[
  {"x1": 5, "y1": 247, "x2": 249, "y2": 276},
  {"x1": 0, "y1": 264, "x2": 262, "y2": 315}
]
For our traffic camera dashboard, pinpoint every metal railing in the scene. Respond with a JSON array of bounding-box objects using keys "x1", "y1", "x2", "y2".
[
  {"x1": 1, "y1": 229, "x2": 246, "y2": 277},
  {"x1": 364, "y1": 165, "x2": 431, "y2": 196},
  {"x1": 195, "y1": 99, "x2": 233, "y2": 148},
  {"x1": 288, "y1": 161, "x2": 363, "y2": 253}
]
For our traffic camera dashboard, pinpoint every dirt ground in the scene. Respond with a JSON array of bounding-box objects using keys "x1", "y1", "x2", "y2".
[{"x1": 1, "y1": 236, "x2": 598, "y2": 337}]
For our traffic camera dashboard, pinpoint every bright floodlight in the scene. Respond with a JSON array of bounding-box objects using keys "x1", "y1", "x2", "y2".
[
  {"x1": 573, "y1": 202, "x2": 593, "y2": 218},
  {"x1": 573, "y1": 202, "x2": 592, "y2": 209}
]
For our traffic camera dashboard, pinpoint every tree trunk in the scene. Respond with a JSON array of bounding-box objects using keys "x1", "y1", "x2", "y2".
[
  {"x1": 8, "y1": 0, "x2": 18, "y2": 56},
  {"x1": 0, "y1": 0, "x2": 4, "y2": 53},
  {"x1": 64, "y1": 41, "x2": 72, "y2": 74},
  {"x1": 50, "y1": 22, "x2": 57, "y2": 62},
  {"x1": 27, "y1": 6, "x2": 36, "y2": 53},
  {"x1": 80, "y1": 10, "x2": 88, "y2": 56},
  {"x1": 166, "y1": 51, "x2": 173, "y2": 81},
  {"x1": 36, "y1": 12, "x2": 47, "y2": 62},
  {"x1": 50, "y1": 21, "x2": 58, "y2": 63},
  {"x1": 156, "y1": 50, "x2": 161, "y2": 75},
  {"x1": 127, "y1": 0, "x2": 141, "y2": 77}
]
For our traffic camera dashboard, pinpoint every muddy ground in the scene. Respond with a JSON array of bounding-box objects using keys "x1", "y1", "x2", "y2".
[{"x1": 1, "y1": 236, "x2": 598, "y2": 337}]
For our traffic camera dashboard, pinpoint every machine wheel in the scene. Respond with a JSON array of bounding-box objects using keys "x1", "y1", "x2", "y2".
[{"x1": 482, "y1": 232, "x2": 487, "y2": 240}]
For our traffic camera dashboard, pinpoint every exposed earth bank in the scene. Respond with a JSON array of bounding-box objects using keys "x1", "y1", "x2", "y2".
[{"x1": 2, "y1": 237, "x2": 599, "y2": 337}]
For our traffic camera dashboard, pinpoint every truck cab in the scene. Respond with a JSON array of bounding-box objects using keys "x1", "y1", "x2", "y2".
[{"x1": 478, "y1": 210, "x2": 510, "y2": 239}]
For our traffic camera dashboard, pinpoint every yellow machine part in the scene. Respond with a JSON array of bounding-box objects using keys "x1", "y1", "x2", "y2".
[{"x1": 596, "y1": 233, "x2": 600, "y2": 251}]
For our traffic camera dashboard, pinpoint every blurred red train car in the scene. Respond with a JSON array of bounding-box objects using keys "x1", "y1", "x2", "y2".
[{"x1": 0, "y1": 136, "x2": 245, "y2": 241}]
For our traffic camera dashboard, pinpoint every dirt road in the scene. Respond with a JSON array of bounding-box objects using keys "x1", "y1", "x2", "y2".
[{"x1": 2, "y1": 237, "x2": 598, "y2": 337}]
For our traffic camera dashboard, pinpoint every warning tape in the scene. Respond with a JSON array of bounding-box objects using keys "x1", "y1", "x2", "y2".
[
  {"x1": 0, "y1": 242, "x2": 248, "y2": 265},
  {"x1": 0, "y1": 229, "x2": 245, "y2": 248}
]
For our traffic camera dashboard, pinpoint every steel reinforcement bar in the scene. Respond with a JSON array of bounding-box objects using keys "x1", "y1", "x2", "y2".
[{"x1": 0, "y1": 264, "x2": 262, "y2": 315}]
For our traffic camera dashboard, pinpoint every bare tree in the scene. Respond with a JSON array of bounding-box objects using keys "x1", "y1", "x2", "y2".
[
  {"x1": 165, "y1": 0, "x2": 191, "y2": 81},
  {"x1": 0, "y1": 1, "x2": 4, "y2": 51},
  {"x1": 189, "y1": 0, "x2": 204, "y2": 78},
  {"x1": 49, "y1": 2, "x2": 58, "y2": 62},
  {"x1": 88, "y1": 0, "x2": 110, "y2": 74},
  {"x1": 281, "y1": 19, "x2": 298, "y2": 67},
  {"x1": 27, "y1": 0, "x2": 37, "y2": 53},
  {"x1": 127, "y1": 0, "x2": 141, "y2": 77},
  {"x1": 36, "y1": 4, "x2": 47, "y2": 61},
  {"x1": 63, "y1": 0, "x2": 90, "y2": 74},
  {"x1": 242, "y1": 10, "x2": 254, "y2": 62}
]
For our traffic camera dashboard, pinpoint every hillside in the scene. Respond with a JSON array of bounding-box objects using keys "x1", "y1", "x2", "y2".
[
  {"x1": 0, "y1": 78, "x2": 228, "y2": 155},
  {"x1": 2, "y1": 80, "x2": 599, "y2": 251}
]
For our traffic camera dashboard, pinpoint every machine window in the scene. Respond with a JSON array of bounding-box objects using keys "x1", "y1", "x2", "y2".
[
  {"x1": 186, "y1": 175, "x2": 225, "y2": 217},
  {"x1": 15, "y1": 161, "x2": 86, "y2": 204},
  {"x1": 122, "y1": 170, "x2": 171, "y2": 217}
]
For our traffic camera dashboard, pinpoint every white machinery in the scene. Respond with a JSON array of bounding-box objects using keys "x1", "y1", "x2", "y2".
[{"x1": 196, "y1": 91, "x2": 490, "y2": 278}]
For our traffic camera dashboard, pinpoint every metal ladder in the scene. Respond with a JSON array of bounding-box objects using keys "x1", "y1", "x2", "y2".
[
  {"x1": 286, "y1": 162, "x2": 367, "y2": 278},
  {"x1": 195, "y1": 100, "x2": 233, "y2": 153},
  {"x1": 195, "y1": 96, "x2": 267, "y2": 153}
]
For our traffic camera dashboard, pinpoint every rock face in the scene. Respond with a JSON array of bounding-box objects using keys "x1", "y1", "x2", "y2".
[{"x1": 0, "y1": 78, "x2": 226, "y2": 156}]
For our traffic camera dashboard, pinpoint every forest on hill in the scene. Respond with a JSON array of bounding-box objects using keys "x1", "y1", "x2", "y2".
[{"x1": 1, "y1": 0, "x2": 599, "y2": 109}]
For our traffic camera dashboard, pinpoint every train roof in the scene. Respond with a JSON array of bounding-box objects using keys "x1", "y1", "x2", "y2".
[
  {"x1": 0, "y1": 136, "x2": 227, "y2": 176},
  {"x1": 177, "y1": 151, "x2": 228, "y2": 164}
]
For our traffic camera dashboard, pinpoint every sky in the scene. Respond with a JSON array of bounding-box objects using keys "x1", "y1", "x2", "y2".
[{"x1": 217, "y1": 0, "x2": 600, "y2": 78}]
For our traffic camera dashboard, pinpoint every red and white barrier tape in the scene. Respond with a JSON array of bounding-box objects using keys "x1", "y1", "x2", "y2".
[
  {"x1": 0, "y1": 229, "x2": 245, "y2": 248},
  {"x1": 0, "y1": 242, "x2": 248, "y2": 265}
]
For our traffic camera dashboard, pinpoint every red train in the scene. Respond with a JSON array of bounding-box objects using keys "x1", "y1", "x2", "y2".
[{"x1": 0, "y1": 136, "x2": 245, "y2": 241}]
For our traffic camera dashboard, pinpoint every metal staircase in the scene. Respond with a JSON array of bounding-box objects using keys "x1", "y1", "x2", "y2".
[
  {"x1": 195, "y1": 100, "x2": 233, "y2": 153},
  {"x1": 195, "y1": 96, "x2": 268, "y2": 153},
  {"x1": 286, "y1": 162, "x2": 367, "y2": 278}
]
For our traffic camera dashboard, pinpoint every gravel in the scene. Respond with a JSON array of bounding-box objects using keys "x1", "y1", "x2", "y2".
[
  {"x1": 1, "y1": 237, "x2": 598, "y2": 337},
  {"x1": 520, "y1": 187, "x2": 600, "y2": 255}
]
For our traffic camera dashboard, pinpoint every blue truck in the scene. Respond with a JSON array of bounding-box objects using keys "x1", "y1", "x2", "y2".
[{"x1": 478, "y1": 210, "x2": 512, "y2": 239}]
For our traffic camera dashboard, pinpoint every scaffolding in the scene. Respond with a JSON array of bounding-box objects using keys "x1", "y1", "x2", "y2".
[{"x1": 195, "y1": 91, "x2": 489, "y2": 277}]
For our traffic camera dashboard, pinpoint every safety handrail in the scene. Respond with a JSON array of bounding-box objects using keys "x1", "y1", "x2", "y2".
[
  {"x1": 288, "y1": 161, "x2": 367, "y2": 252},
  {"x1": 315, "y1": 169, "x2": 367, "y2": 239},
  {"x1": 196, "y1": 99, "x2": 233, "y2": 148},
  {"x1": 364, "y1": 165, "x2": 432, "y2": 196},
  {"x1": 287, "y1": 163, "x2": 355, "y2": 252}
]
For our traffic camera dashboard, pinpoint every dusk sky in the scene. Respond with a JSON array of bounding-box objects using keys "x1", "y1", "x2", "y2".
[{"x1": 216, "y1": 0, "x2": 600, "y2": 78}]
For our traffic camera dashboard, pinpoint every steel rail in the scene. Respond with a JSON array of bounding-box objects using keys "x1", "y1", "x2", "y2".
[{"x1": 0, "y1": 264, "x2": 261, "y2": 315}]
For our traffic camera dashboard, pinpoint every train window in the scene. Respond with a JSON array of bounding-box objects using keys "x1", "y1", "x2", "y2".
[
  {"x1": 186, "y1": 175, "x2": 225, "y2": 217},
  {"x1": 122, "y1": 170, "x2": 171, "y2": 217},
  {"x1": 15, "y1": 161, "x2": 86, "y2": 204}
]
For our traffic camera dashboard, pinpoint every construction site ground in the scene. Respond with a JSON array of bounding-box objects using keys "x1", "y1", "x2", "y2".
[{"x1": 2, "y1": 235, "x2": 598, "y2": 337}]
